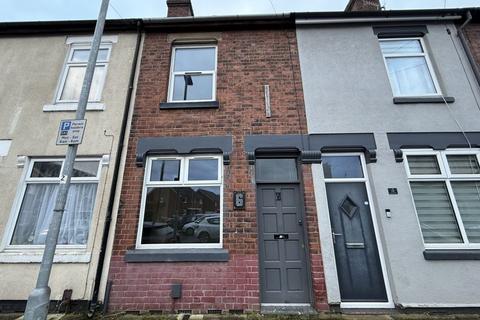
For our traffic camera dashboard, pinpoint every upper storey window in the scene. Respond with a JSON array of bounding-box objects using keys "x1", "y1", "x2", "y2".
[
  {"x1": 57, "y1": 44, "x2": 111, "y2": 103},
  {"x1": 168, "y1": 45, "x2": 217, "y2": 102},
  {"x1": 44, "y1": 35, "x2": 118, "y2": 112},
  {"x1": 379, "y1": 38, "x2": 441, "y2": 97}
]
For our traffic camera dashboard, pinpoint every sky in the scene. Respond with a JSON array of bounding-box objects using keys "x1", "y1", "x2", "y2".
[{"x1": 1, "y1": 0, "x2": 479, "y2": 22}]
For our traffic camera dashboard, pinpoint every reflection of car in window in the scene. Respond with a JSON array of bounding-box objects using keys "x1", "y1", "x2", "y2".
[
  {"x1": 142, "y1": 222, "x2": 177, "y2": 244},
  {"x1": 181, "y1": 214, "x2": 220, "y2": 243}
]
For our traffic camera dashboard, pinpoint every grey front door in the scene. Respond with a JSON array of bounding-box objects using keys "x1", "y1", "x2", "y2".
[
  {"x1": 257, "y1": 184, "x2": 310, "y2": 303},
  {"x1": 326, "y1": 182, "x2": 388, "y2": 302}
]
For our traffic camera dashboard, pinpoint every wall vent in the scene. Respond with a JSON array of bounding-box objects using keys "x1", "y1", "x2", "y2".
[{"x1": 207, "y1": 309, "x2": 222, "y2": 314}]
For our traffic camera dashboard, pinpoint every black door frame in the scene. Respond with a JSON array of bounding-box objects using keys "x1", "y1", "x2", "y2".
[{"x1": 254, "y1": 155, "x2": 314, "y2": 305}]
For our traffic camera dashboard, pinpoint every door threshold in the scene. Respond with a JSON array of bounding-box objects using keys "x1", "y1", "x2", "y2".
[
  {"x1": 341, "y1": 302, "x2": 394, "y2": 309},
  {"x1": 261, "y1": 303, "x2": 316, "y2": 314}
]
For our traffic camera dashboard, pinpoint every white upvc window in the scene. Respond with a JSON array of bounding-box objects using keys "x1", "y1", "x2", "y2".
[
  {"x1": 56, "y1": 43, "x2": 111, "y2": 104},
  {"x1": 167, "y1": 45, "x2": 217, "y2": 103},
  {"x1": 404, "y1": 149, "x2": 480, "y2": 249},
  {"x1": 379, "y1": 38, "x2": 441, "y2": 97},
  {"x1": 137, "y1": 155, "x2": 223, "y2": 249},
  {"x1": 5, "y1": 158, "x2": 101, "y2": 250}
]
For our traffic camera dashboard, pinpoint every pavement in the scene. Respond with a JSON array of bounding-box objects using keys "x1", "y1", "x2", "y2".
[{"x1": 1, "y1": 313, "x2": 479, "y2": 320}]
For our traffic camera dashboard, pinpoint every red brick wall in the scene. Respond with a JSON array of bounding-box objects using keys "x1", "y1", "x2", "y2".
[
  {"x1": 107, "y1": 28, "x2": 327, "y2": 313},
  {"x1": 345, "y1": 0, "x2": 380, "y2": 11},
  {"x1": 166, "y1": 0, "x2": 193, "y2": 17},
  {"x1": 465, "y1": 23, "x2": 480, "y2": 67}
]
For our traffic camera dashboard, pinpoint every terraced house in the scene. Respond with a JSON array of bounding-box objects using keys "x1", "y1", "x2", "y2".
[
  {"x1": 101, "y1": 0, "x2": 480, "y2": 314},
  {"x1": 103, "y1": 0, "x2": 327, "y2": 314},
  {"x1": 0, "y1": 19, "x2": 140, "y2": 312},
  {"x1": 297, "y1": 0, "x2": 480, "y2": 310},
  {"x1": 1, "y1": 0, "x2": 480, "y2": 316}
]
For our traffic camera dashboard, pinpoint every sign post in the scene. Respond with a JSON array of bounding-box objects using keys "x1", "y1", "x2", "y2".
[
  {"x1": 24, "y1": 1, "x2": 109, "y2": 319},
  {"x1": 56, "y1": 119, "x2": 87, "y2": 145}
]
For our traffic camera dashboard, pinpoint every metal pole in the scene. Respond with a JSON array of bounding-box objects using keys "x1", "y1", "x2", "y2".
[{"x1": 24, "y1": 0, "x2": 109, "y2": 319}]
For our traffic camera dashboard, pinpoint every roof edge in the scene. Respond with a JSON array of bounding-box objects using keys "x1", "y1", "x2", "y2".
[{"x1": 0, "y1": 8, "x2": 478, "y2": 36}]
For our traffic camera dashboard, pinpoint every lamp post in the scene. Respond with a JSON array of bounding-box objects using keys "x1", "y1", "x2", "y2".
[{"x1": 24, "y1": 1, "x2": 110, "y2": 319}]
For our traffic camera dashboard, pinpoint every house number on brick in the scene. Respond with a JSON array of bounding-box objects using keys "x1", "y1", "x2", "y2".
[{"x1": 233, "y1": 191, "x2": 245, "y2": 210}]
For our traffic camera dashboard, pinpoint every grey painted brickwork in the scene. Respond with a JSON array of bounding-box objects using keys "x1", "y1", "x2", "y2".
[
  {"x1": 297, "y1": 23, "x2": 480, "y2": 134},
  {"x1": 297, "y1": 21, "x2": 480, "y2": 307}
]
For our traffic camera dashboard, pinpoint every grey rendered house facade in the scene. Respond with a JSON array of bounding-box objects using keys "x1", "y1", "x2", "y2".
[
  {"x1": 296, "y1": 9, "x2": 480, "y2": 308},
  {"x1": 0, "y1": 21, "x2": 140, "y2": 311}
]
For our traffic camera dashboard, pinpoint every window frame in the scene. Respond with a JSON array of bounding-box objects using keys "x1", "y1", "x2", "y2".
[
  {"x1": 55, "y1": 43, "x2": 112, "y2": 104},
  {"x1": 379, "y1": 37, "x2": 442, "y2": 98},
  {"x1": 167, "y1": 44, "x2": 218, "y2": 103},
  {"x1": 403, "y1": 149, "x2": 480, "y2": 249},
  {"x1": 3, "y1": 157, "x2": 102, "y2": 251},
  {"x1": 322, "y1": 154, "x2": 366, "y2": 183},
  {"x1": 136, "y1": 154, "x2": 224, "y2": 250}
]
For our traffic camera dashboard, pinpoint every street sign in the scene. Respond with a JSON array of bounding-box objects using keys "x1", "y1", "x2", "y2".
[{"x1": 56, "y1": 119, "x2": 86, "y2": 145}]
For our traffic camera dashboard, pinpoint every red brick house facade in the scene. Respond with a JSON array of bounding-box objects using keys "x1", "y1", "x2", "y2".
[
  {"x1": 106, "y1": 5, "x2": 327, "y2": 314},
  {"x1": 463, "y1": 10, "x2": 480, "y2": 87}
]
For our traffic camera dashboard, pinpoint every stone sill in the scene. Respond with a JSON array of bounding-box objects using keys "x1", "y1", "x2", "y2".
[
  {"x1": 43, "y1": 103, "x2": 105, "y2": 112},
  {"x1": 393, "y1": 96, "x2": 455, "y2": 104},
  {"x1": 124, "y1": 248, "x2": 229, "y2": 262},
  {"x1": 423, "y1": 249, "x2": 480, "y2": 260},
  {"x1": 160, "y1": 101, "x2": 219, "y2": 110},
  {"x1": 0, "y1": 251, "x2": 91, "y2": 263}
]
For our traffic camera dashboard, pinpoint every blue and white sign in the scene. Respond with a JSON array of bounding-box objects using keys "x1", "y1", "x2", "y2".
[{"x1": 56, "y1": 119, "x2": 87, "y2": 145}]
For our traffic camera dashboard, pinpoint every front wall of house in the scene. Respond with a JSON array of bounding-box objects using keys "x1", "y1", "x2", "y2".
[
  {"x1": 107, "y1": 29, "x2": 328, "y2": 313},
  {"x1": 0, "y1": 33, "x2": 137, "y2": 302},
  {"x1": 465, "y1": 22, "x2": 480, "y2": 67},
  {"x1": 297, "y1": 22, "x2": 480, "y2": 306}
]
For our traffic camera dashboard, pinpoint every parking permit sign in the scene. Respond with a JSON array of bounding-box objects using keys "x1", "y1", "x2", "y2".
[{"x1": 56, "y1": 119, "x2": 87, "y2": 145}]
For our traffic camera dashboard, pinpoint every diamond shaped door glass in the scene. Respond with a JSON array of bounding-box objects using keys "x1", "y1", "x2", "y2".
[{"x1": 340, "y1": 196, "x2": 358, "y2": 219}]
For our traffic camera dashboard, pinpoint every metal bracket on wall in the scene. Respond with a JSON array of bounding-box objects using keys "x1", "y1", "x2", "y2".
[
  {"x1": 264, "y1": 84, "x2": 271, "y2": 118},
  {"x1": 223, "y1": 152, "x2": 231, "y2": 165},
  {"x1": 367, "y1": 150, "x2": 377, "y2": 163},
  {"x1": 393, "y1": 149, "x2": 403, "y2": 162},
  {"x1": 247, "y1": 152, "x2": 255, "y2": 165},
  {"x1": 300, "y1": 150, "x2": 322, "y2": 164}
]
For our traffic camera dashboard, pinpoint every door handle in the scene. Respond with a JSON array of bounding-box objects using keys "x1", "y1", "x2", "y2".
[{"x1": 332, "y1": 232, "x2": 342, "y2": 244}]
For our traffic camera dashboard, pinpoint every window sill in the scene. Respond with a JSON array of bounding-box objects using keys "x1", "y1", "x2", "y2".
[
  {"x1": 124, "y1": 248, "x2": 229, "y2": 263},
  {"x1": 393, "y1": 96, "x2": 455, "y2": 104},
  {"x1": 423, "y1": 249, "x2": 480, "y2": 260},
  {"x1": 0, "y1": 250, "x2": 91, "y2": 263},
  {"x1": 43, "y1": 103, "x2": 105, "y2": 112},
  {"x1": 160, "y1": 101, "x2": 219, "y2": 110}
]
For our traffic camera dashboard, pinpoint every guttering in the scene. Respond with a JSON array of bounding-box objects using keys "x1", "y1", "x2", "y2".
[
  {"x1": 88, "y1": 20, "x2": 144, "y2": 315},
  {"x1": 457, "y1": 11, "x2": 480, "y2": 87},
  {"x1": 296, "y1": 15, "x2": 462, "y2": 25},
  {"x1": 143, "y1": 13, "x2": 290, "y2": 23},
  {"x1": 142, "y1": 13, "x2": 293, "y2": 31},
  {"x1": 0, "y1": 19, "x2": 140, "y2": 35}
]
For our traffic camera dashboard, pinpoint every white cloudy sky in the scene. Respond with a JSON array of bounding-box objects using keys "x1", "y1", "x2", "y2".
[{"x1": 1, "y1": 0, "x2": 479, "y2": 22}]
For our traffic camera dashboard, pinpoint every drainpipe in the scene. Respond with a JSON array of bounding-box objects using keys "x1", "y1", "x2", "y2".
[
  {"x1": 88, "y1": 19, "x2": 143, "y2": 315},
  {"x1": 458, "y1": 11, "x2": 480, "y2": 87}
]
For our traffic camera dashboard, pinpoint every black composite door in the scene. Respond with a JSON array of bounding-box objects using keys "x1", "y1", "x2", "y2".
[
  {"x1": 326, "y1": 182, "x2": 388, "y2": 302},
  {"x1": 257, "y1": 184, "x2": 310, "y2": 303}
]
